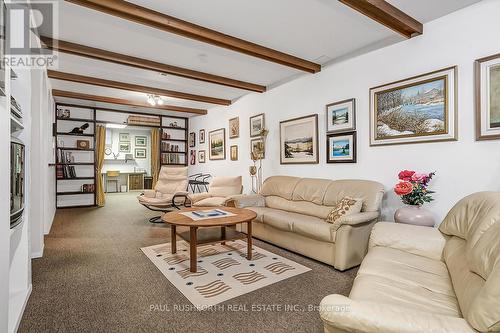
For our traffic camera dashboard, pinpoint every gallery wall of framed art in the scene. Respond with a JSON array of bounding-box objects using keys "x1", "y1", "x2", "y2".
[{"x1": 185, "y1": 0, "x2": 500, "y2": 222}]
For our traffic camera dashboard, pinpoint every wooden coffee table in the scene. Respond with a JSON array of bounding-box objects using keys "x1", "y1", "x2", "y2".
[{"x1": 162, "y1": 207, "x2": 257, "y2": 272}]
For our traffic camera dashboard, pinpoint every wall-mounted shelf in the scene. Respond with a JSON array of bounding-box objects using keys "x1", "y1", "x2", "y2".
[
  {"x1": 160, "y1": 115, "x2": 188, "y2": 167},
  {"x1": 56, "y1": 191, "x2": 95, "y2": 196},
  {"x1": 56, "y1": 117, "x2": 94, "y2": 122},
  {"x1": 57, "y1": 177, "x2": 95, "y2": 180},
  {"x1": 56, "y1": 162, "x2": 94, "y2": 166},
  {"x1": 58, "y1": 148, "x2": 94, "y2": 151},
  {"x1": 56, "y1": 132, "x2": 94, "y2": 137}
]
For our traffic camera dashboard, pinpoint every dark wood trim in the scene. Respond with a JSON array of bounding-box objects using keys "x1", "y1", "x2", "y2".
[
  {"x1": 52, "y1": 89, "x2": 207, "y2": 115},
  {"x1": 41, "y1": 36, "x2": 266, "y2": 92},
  {"x1": 48, "y1": 70, "x2": 231, "y2": 106},
  {"x1": 339, "y1": 0, "x2": 423, "y2": 38},
  {"x1": 64, "y1": 0, "x2": 321, "y2": 73}
]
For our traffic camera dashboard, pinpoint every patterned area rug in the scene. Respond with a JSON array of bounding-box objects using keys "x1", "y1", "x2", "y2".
[{"x1": 141, "y1": 240, "x2": 311, "y2": 308}]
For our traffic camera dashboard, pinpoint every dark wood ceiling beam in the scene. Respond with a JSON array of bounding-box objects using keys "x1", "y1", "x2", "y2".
[
  {"x1": 52, "y1": 89, "x2": 207, "y2": 115},
  {"x1": 339, "y1": 0, "x2": 423, "y2": 38},
  {"x1": 41, "y1": 37, "x2": 266, "y2": 93},
  {"x1": 47, "y1": 70, "x2": 231, "y2": 106},
  {"x1": 65, "y1": 0, "x2": 321, "y2": 73}
]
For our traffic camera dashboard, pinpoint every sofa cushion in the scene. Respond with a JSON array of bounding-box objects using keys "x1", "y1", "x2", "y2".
[
  {"x1": 265, "y1": 195, "x2": 333, "y2": 220},
  {"x1": 293, "y1": 217, "x2": 336, "y2": 243},
  {"x1": 351, "y1": 246, "x2": 461, "y2": 317},
  {"x1": 208, "y1": 176, "x2": 242, "y2": 197},
  {"x1": 246, "y1": 206, "x2": 274, "y2": 223},
  {"x1": 292, "y1": 178, "x2": 333, "y2": 205},
  {"x1": 326, "y1": 197, "x2": 362, "y2": 226},
  {"x1": 260, "y1": 176, "x2": 300, "y2": 200},
  {"x1": 261, "y1": 209, "x2": 296, "y2": 232},
  {"x1": 193, "y1": 197, "x2": 226, "y2": 207},
  {"x1": 323, "y1": 179, "x2": 384, "y2": 212}
]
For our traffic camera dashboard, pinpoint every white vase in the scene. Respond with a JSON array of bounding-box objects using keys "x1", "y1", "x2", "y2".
[{"x1": 394, "y1": 205, "x2": 436, "y2": 227}]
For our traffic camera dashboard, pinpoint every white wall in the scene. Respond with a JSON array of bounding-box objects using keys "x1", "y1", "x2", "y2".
[{"x1": 189, "y1": 0, "x2": 500, "y2": 222}]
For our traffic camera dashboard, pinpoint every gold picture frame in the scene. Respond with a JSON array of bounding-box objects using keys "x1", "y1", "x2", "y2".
[{"x1": 475, "y1": 53, "x2": 500, "y2": 140}]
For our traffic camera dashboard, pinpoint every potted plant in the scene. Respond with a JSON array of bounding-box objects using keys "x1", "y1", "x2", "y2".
[{"x1": 394, "y1": 170, "x2": 436, "y2": 226}]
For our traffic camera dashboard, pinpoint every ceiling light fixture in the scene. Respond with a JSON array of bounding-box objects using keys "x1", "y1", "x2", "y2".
[{"x1": 147, "y1": 94, "x2": 164, "y2": 106}]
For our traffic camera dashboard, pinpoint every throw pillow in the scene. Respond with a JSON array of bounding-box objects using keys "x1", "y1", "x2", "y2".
[{"x1": 326, "y1": 197, "x2": 363, "y2": 229}]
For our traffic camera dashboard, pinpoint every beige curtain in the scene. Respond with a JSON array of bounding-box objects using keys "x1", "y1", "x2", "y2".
[
  {"x1": 95, "y1": 125, "x2": 106, "y2": 206},
  {"x1": 151, "y1": 128, "x2": 160, "y2": 188}
]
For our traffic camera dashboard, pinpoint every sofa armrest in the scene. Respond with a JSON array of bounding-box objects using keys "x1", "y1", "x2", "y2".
[
  {"x1": 225, "y1": 194, "x2": 265, "y2": 208},
  {"x1": 319, "y1": 294, "x2": 476, "y2": 333},
  {"x1": 142, "y1": 189, "x2": 157, "y2": 198},
  {"x1": 369, "y1": 222, "x2": 446, "y2": 261},
  {"x1": 188, "y1": 192, "x2": 212, "y2": 204},
  {"x1": 333, "y1": 211, "x2": 379, "y2": 231}
]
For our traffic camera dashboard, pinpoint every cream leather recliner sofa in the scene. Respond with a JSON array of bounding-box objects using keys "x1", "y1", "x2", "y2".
[
  {"x1": 227, "y1": 176, "x2": 384, "y2": 271},
  {"x1": 189, "y1": 176, "x2": 243, "y2": 207},
  {"x1": 319, "y1": 191, "x2": 500, "y2": 333}
]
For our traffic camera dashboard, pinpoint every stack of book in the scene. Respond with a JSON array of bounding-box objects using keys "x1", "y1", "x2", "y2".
[
  {"x1": 161, "y1": 153, "x2": 181, "y2": 164},
  {"x1": 56, "y1": 149, "x2": 77, "y2": 179},
  {"x1": 82, "y1": 184, "x2": 95, "y2": 193},
  {"x1": 161, "y1": 141, "x2": 180, "y2": 152}
]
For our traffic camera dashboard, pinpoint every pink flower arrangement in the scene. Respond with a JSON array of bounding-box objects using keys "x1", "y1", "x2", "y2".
[{"x1": 394, "y1": 170, "x2": 435, "y2": 206}]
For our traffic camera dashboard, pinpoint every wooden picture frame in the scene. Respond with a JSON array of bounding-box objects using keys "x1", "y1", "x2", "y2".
[
  {"x1": 370, "y1": 66, "x2": 457, "y2": 146},
  {"x1": 135, "y1": 136, "x2": 147, "y2": 147},
  {"x1": 250, "y1": 113, "x2": 265, "y2": 137},
  {"x1": 199, "y1": 129, "x2": 205, "y2": 144},
  {"x1": 229, "y1": 117, "x2": 240, "y2": 138},
  {"x1": 250, "y1": 137, "x2": 265, "y2": 159},
  {"x1": 198, "y1": 150, "x2": 206, "y2": 163},
  {"x1": 327, "y1": 132, "x2": 357, "y2": 163},
  {"x1": 189, "y1": 132, "x2": 196, "y2": 147},
  {"x1": 279, "y1": 114, "x2": 319, "y2": 164},
  {"x1": 475, "y1": 53, "x2": 500, "y2": 140},
  {"x1": 230, "y1": 145, "x2": 238, "y2": 161},
  {"x1": 326, "y1": 98, "x2": 356, "y2": 133},
  {"x1": 209, "y1": 128, "x2": 226, "y2": 160}
]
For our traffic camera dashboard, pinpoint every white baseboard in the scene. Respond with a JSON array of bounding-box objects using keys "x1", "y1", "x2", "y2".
[
  {"x1": 31, "y1": 244, "x2": 44, "y2": 259},
  {"x1": 9, "y1": 284, "x2": 32, "y2": 333}
]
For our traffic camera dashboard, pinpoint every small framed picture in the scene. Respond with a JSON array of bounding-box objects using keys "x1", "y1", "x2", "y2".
[
  {"x1": 326, "y1": 132, "x2": 356, "y2": 163},
  {"x1": 190, "y1": 149, "x2": 196, "y2": 165},
  {"x1": 119, "y1": 133, "x2": 130, "y2": 142},
  {"x1": 199, "y1": 129, "x2": 205, "y2": 144},
  {"x1": 189, "y1": 132, "x2": 196, "y2": 147},
  {"x1": 326, "y1": 98, "x2": 356, "y2": 133},
  {"x1": 134, "y1": 148, "x2": 147, "y2": 159},
  {"x1": 209, "y1": 128, "x2": 226, "y2": 160},
  {"x1": 250, "y1": 138, "x2": 265, "y2": 159},
  {"x1": 229, "y1": 117, "x2": 240, "y2": 138},
  {"x1": 475, "y1": 53, "x2": 500, "y2": 140},
  {"x1": 198, "y1": 150, "x2": 206, "y2": 163},
  {"x1": 250, "y1": 113, "x2": 265, "y2": 137},
  {"x1": 119, "y1": 142, "x2": 130, "y2": 153},
  {"x1": 230, "y1": 145, "x2": 238, "y2": 161},
  {"x1": 135, "y1": 136, "x2": 147, "y2": 146}
]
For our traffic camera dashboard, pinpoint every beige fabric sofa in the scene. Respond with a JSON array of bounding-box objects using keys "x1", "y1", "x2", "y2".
[
  {"x1": 189, "y1": 176, "x2": 242, "y2": 207},
  {"x1": 227, "y1": 176, "x2": 384, "y2": 271},
  {"x1": 319, "y1": 191, "x2": 500, "y2": 333}
]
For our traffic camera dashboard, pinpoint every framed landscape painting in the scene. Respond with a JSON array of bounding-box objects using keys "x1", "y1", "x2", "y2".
[
  {"x1": 475, "y1": 53, "x2": 500, "y2": 140},
  {"x1": 135, "y1": 136, "x2": 147, "y2": 147},
  {"x1": 209, "y1": 128, "x2": 226, "y2": 160},
  {"x1": 327, "y1": 132, "x2": 356, "y2": 163},
  {"x1": 229, "y1": 117, "x2": 239, "y2": 138},
  {"x1": 280, "y1": 114, "x2": 318, "y2": 164},
  {"x1": 370, "y1": 66, "x2": 457, "y2": 146},
  {"x1": 250, "y1": 113, "x2": 265, "y2": 137},
  {"x1": 134, "y1": 148, "x2": 146, "y2": 159},
  {"x1": 250, "y1": 137, "x2": 265, "y2": 159},
  {"x1": 326, "y1": 98, "x2": 356, "y2": 133}
]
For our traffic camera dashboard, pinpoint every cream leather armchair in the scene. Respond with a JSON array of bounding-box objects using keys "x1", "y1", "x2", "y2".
[
  {"x1": 320, "y1": 191, "x2": 500, "y2": 333},
  {"x1": 137, "y1": 166, "x2": 189, "y2": 222},
  {"x1": 188, "y1": 176, "x2": 242, "y2": 207}
]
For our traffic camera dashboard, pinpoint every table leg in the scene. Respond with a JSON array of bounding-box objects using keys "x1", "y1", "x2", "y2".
[
  {"x1": 221, "y1": 226, "x2": 226, "y2": 245},
  {"x1": 170, "y1": 225, "x2": 177, "y2": 254},
  {"x1": 190, "y1": 227, "x2": 198, "y2": 273},
  {"x1": 247, "y1": 221, "x2": 252, "y2": 260}
]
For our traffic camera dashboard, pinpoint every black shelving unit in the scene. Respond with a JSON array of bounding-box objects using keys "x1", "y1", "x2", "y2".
[
  {"x1": 160, "y1": 115, "x2": 189, "y2": 167},
  {"x1": 55, "y1": 103, "x2": 97, "y2": 208}
]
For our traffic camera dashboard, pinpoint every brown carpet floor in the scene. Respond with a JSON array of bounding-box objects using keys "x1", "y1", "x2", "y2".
[{"x1": 19, "y1": 192, "x2": 357, "y2": 333}]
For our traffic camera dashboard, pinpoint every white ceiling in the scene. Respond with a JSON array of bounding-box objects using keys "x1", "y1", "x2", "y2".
[{"x1": 44, "y1": 0, "x2": 481, "y2": 117}]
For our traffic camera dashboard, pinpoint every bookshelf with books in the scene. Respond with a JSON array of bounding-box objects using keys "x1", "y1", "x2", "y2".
[
  {"x1": 160, "y1": 116, "x2": 188, "y2": 167},
  {"x1": 55, "y1": 104, "x2": 96, "y2": 208}
]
